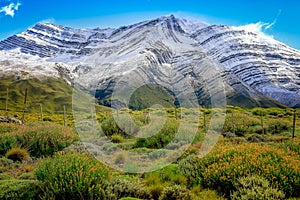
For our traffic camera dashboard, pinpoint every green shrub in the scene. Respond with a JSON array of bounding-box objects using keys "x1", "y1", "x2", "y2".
[
  {"x1": 0, "y1": 123, "x2": 17, "y2": 134},
  {"x1": 101, "y1": 116, "x2": 125, "y2": 137},
  {"x1": 222, "y1": 112, "x2": 258, "y2": 136},
  {"x1": 178, "y1": 144, "x2": 300, "y2": 197},
  {"x1": 5, "y1": 147, "x2": 29, "y2": 162},
  {"x1": 0, "y1": 174, "x2": 11, "y2": 180},
  {"x1": 42, "y1": 116, "x2": 52, "y2": 121},
  {"x1": 105, "y1": 177, "x2": 151, "y2": 200},
  {"x1": 278, "y1": 138, "x2": 300, "y2": 156},
  {"x1": 119, "y1": 198, "x2": 142, "y2": 200},
  {"x1": 135, "y1": 119, "x2": 179, "y2": 149},
  {"x1": 18, "y1": 123, "x2": 79, "y2": 157},
  {"x1": 194, "y1": 188, "x2": 225, "y2": 200},
  {"x1": 222, "y1": 137, "x2": 245, "y2": 144},
  {"x1": 254, "y1": 127, "x2": 265, "y2": 134},
  {"x1": 35, "y1": 151, "x2": 109, "y2": 200},
  {"x1": 0, "y1": 179, "x2": 41, "y2": 200},
  {"x1": 0, "y1": 135, "x2": 16, "y2": 155},
  {"x1": 63, "y1": 141, "x2": 88, "y2": 154},
  {"x1": 245, "y1": 134, "x2": 266, "y2": 143},
  {"x1": 192, "y1": 132, "x2": 205, "y2": 144},
  {"x1": 268, "y1": 120, "x2": 289, "y2": 134},
  {"x1": 159, "y1": 185, "x2": 192, "y2": 200},
  {"x1": 114, "y1": 151, "x2": 127, "y2": 165},
  {"x1": 101, "y1": 116, "x2": 141, "y2": 137},
  {"x1": 172, "y1": 173, "x2": 188, "y2": 185},
  {"x1": 143, "y1": 164, "x2": 186, "y2": 187},
  {"x1": 178, "y1": 155, "x2": 201, "y2": 187},
  {"x1": 18, "y1": 172, "x2": 36, "y2": 180},
  {"x1": 266, "y1": 108, "x2": 285, "y2": 116},
  {"x1": 0, "y1": 156, "x2": 17, "y2": 173},
  {"x1": 0, "y1": 156, "x2": 14, "y2": 167},
  {"x1": 230, "y1": 175, "x2": 285, "y2": 200},
  {"x1": 111, "y1": 134, "x2": 124, "y2": 143},
  {"x1": 148, "y1": 184, "x2": 164, "y2": 200},
  {"x1": 234, "y1": 126, "x2": 247, "y2": 136},
  {"x1": 0, "y1": 123, "x2": 78, "y2": 157},
  {"x1": 251, "y1": 108, "x2": 266, "y2": 116}
]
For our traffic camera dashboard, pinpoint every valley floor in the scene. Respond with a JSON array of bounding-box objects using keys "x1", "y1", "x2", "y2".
[{"x1": 0, "y1": 107, "x2": 299, "y2": 199}]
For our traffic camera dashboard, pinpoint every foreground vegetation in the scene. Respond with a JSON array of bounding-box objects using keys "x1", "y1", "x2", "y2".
[{"x1": 0, "y1": 107, "x2": 299, "y2": 199}]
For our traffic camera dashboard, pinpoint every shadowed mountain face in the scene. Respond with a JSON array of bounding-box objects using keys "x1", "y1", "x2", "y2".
[{"x1": 0, "y1": 15, "x2": 299, "y2": 108}]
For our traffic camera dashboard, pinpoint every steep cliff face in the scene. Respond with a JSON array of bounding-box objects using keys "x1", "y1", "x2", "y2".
[
  {"x1": 190, "y1": 24, "x2": 300, "y2": 107},
  {"x1": 0, "y1": 15, "x2": 299, "y2": 108},
  {"x1": 0, "y1": 23, "x2": 114, "y2": 58}
]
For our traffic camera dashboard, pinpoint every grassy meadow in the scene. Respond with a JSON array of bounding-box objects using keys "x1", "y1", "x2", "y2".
[{"x1": 0, "y1": 106, "x2": 299, "y2": 199}]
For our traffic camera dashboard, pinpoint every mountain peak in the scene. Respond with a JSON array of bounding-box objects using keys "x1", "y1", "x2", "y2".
[
  {"x1": 0, "y1": 15, "x2": 300, "y2": 107},
  {"x1": 32, "y1": 22, "x2": 64, "y2": 32}
]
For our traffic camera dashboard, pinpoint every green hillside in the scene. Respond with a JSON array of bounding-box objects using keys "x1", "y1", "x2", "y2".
[
  {"x1": 0, "y1": 76, "x2": 73, "y2": 113},
  {"x1": 0, "y1": 75, "x2": 287, "y2": 115}
]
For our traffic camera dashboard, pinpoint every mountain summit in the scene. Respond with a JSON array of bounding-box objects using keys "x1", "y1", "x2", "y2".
[{"x1": 0, "y1": 15, "x2": 299, "y2": 108}]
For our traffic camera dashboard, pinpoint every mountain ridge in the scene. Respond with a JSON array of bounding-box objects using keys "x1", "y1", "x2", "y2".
[{"x1": 0, "y1": 15, "x2": 299, "y2": 108}]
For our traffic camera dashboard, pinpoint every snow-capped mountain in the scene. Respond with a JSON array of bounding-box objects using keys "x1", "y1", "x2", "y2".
[{"x1": 0, "y1": 15, "x2": 299, "y2": 108}]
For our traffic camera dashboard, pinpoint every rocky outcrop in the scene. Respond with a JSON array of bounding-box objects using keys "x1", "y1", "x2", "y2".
[{"x1": 0, "y1": 116, "x2": 22, "y2": 124}]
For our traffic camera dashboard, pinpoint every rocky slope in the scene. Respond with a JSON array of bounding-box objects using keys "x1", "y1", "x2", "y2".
[{"x1": 0, "y1": 15, "x2": 299, "y2": 108}]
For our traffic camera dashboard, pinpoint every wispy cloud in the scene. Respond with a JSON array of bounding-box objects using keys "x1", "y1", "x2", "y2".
[
  {"x1": 235, "y1": 9, "x2": 282, "y2": 37},
  {"x1": 265, "y1": 9, "x2": 281, "y2": 30},
  {"x1": 38, "y1": 18, "x2": 56, "y2": 24},
  {"x1": 0, "y1": 2, "x2": 21, "y2": 17},
  {"x1": 236, "y1": 22, "x2": 271, "y2": 34}
]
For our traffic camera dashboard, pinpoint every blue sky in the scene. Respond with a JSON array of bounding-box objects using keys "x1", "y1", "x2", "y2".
[{"x1": 1, "y1": 0, "x2": 300, "y2": 49}]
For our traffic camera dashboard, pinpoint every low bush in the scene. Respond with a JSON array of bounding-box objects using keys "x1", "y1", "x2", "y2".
[
  {"x1": 234, "y1": 126, "x2": 247, "y2": 136},
  {"x1": 5, "y1": 147, "x2": 29, "y2": 162},
  {"x1": 278, "y1": 138, "x2": 300, "y2": 156},
  {"x1": 221, "y1": 137, "x2": 245, "y2": 145},
  {"x1": 245, "y1": 134, "x2": 266, "y2": 143},
  {"x1": 0, "y1": 135, "x2": 17, "y2": 155},
  {"x1": 0, "y1": 174, "x2": 11, "y2": 180},
  {"x1": 105, "y1": 177, "x2": 151, "y2": 200},
  {"x1": 0, "y1": 156, "x2": 17, "y2": 173},
  {"x1": 193, "y1": 188, "x2": 225, "y2": 200},
  {"x1": 101, "y1": 116, "x2": 125, "y2": 137},
  {"x1": 143, "y1": 164, "x2": 187, "y2": 187},
  {"x1": 18, "y1": 172, "x2": 36, "y2": 180},
  {"x1": 159, "y1": 185, "x2": 192, "y2": 200},
  {"x1": 230, "y1": 175, "x2": 285, "y2": 200},
  {"x1": 148, "y1": 184, "x2": 164, "y2": 200},
  {"x1": 0, "y1": 179, "x2": 41, "y2": 200},
  {"x1": 222, "y1": 112, "x2": 259, "y2": 136},
  {"x1": 178, "y1": 155, "x2": 201, "y2": 187},
  {"x1": 35, "y1": 151, "x2": 109, "y2": 200},
  {"x1": 135, "y1": 119, "x2": 179, "y2": 149},
  {"x1": 178, "y1": 143, "x2": 300, "y2": 197},
  {"x1": 268, "y1": 120, "x2": 290, "y2": 134},
  {"x1": 114, "y1": 151, "x2": 127, "y2": 165},
  {"x1": 0, "y1": 156, "x2": 14, "y2": 167},
  {"x1": 101, "y1": 116, "x2": 141, "y2": 137},
  {"x1": 0, "y1": 123, "x2": 17, "y2": 134},
  {"x1": 111, "y1": 134, "x2": 124, "y2": 143},
  {"x1": 266, "y1": 108, "x2": 285, "y2": 117},
  {"x1": 23, "y1": 164, "x2": 34, "y2": 172},
  {"x1": 0, "y1": 123, "x2": 78, "y2": 157},
  {"x1": 251, "y1": 108, "x2": 266, "y2": 116}
]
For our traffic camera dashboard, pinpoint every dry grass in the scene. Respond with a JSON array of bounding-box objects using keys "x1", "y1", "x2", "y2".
[{"x1": 5, "y1": 148, "x2": 29, "y2": 162}]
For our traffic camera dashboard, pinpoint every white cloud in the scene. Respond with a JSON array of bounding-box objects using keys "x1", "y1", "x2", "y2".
[
  {"x1": 38, "y1": 18, "x2": 56, "y2": 24},
  {"x1": 234, "y1": 9, "x2": 282, "y2": 38},
  {"x1": 0, "y1": 2, "x2": 21, "y2": 17},
  {"x1": 232, "y1": 21, "x2": 277, "y2": 44},
  {"x1": 236, "y1": 22, "x2": 271, "y2": 34}
]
